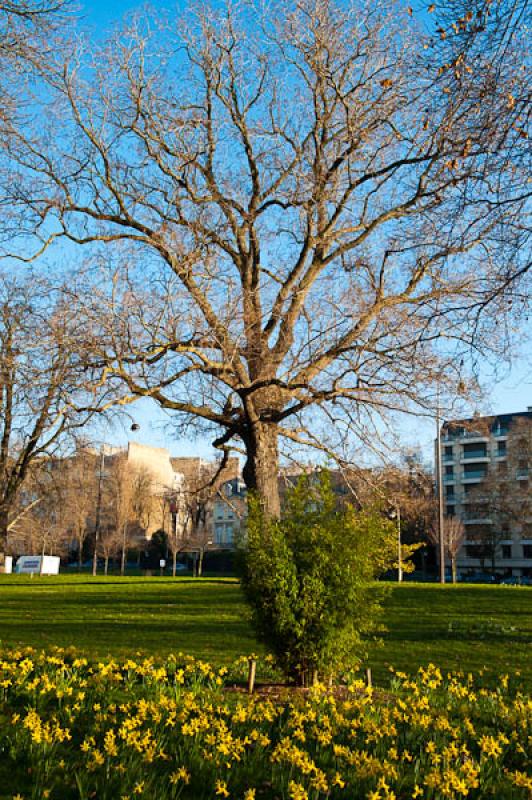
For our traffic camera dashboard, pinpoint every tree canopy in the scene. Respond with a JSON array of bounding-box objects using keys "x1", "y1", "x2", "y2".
[{"x1": 1, "y1": 0, "x2": 530, "y2": 512}]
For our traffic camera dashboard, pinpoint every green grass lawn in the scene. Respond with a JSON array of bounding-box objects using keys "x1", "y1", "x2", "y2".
[{"x1": 0, "y1": 575, "x2": 530, "y2": 686}]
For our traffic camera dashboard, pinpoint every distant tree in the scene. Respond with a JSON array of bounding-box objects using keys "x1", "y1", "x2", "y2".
[
  {"x1": 0, "y1": 273, "x2": 104, "y2": 571},
  {"x1": 427, "y1": 515, "x2": 465, "y2": 583},
  {"x1": 57, "y1": 450, "x2": 98, "y2": 569},
  {"x1": 7, "y1": 461, "x2": 70, "y2": 562},
  {"x1": 337, "y1": 459, "x2": 433, "y2": 574},
  {"x1": 97, "y1": 524, "x2": 122, "y2": 575},
  {"x1": 241, "y1": 472, "x2": 401, "y2": 686},
  {"x1": 165, "y1": 461, "x2": 229, "y2": 577},
  {"x1": 106, "y1": 456, "x2": 153, "y2": 575}
]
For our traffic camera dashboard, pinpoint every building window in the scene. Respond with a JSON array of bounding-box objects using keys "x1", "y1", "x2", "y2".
[
  {"x1": 445, "y1": 486, "x2": 455, "y2": 498},
  {"x1": 445, "y1": 445, "x2": 453, "y2": 457},
  {"x1": 463, "y1": 463, "x2": 487, "y2": 478},
  {"x1": 492, "y1": 422, "x2": 509, "y2": 436},
  {"x1": 463, "y1": 442, "x2": 487, "y2": 459},
  {"x1": 445, "y1": 465, "x2": 454, "y2": 476},
  {"x1": 446, "y1": 506, "x2": 455, "y2": 516},
  {"x1": 497, "y1": 441, "x2": 507, "y2": 456},
  {"x1": 501, "y1": 544, "x2": 512, "y2": 559},
  {"x1": 523, "y1": 544, "x2": 532, "y2": 559},
  {"x1": 466, "y1": 545, "x2": 487, "y2": 559}
]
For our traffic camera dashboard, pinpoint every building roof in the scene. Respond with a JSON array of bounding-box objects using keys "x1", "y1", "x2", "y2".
[{"x1": 442, "y1": 409, "x2": 532, "y2": 434}]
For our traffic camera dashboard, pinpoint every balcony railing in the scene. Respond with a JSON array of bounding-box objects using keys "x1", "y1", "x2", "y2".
[
  {"x1": 462, "y1": 470, "x2": 487, "y2": 480},
  {"x1": 462, "y1": 451, "x2": 488, "y2": 460},
  {"x1": 516, "y1": 469, "x2": 529, "y2": 479}
]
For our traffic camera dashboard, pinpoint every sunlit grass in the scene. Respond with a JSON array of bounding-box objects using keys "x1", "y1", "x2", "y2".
[{"x1": 0, "y1": 576, "x2": 530, "y2": 686}]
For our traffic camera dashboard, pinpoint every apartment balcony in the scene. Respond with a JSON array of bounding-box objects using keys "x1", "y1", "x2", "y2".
[
  {"x1": 443, "y1": 474, "x2": 455, "y2": 484},
  {"x1": 460, "y1": 454, "x2": 490, "y2": 463},
  {"x1": 516, "y1": 468, "x2": 529, "y2": 480},
  {"x1": 442, "y1": 432, "x2": 490, "y2": 443},
  {"x1": 461, "y1": 470, "x2": 487, "y2": 482},
  {"x1": 492, "y1": 428, "x2": 509, "y2": 438},
  {"x1": 463, "y1": 516, "x2": 493, "y2": 524},
  {"x1": 442, "y1": 453, "x2": 455, "y2": 463}
]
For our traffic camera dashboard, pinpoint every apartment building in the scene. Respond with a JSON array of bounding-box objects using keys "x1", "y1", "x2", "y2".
[{"x1": 439, "y1": 408, "x2": 532, "y2": 577}]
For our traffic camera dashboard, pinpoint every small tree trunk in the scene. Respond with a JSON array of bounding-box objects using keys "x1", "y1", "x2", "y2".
[
  {"x1": 40, "y1": 539, "x2": 45, "y2": 576},
  {"x1": 78, "y1": 542, "x2": 83, "y2": 572},
  {"x1": 172, "y1": 550, "x2": 177, "y2": 577},
  {"x1": 242, "y1": 421, "x2": 281, "y2": 517},
  {"x1": 104, "y1": 556, "x2": 109, "y2": 576},
  {"x1": 451, "y1": 556, "x2": 457, "y2": 584},
  {"x1": 120, "y1": 525, "x2": 127, "y2": 575},
  {"x1": 198, "y1": 548, "x2": 204, "y2": 577}
]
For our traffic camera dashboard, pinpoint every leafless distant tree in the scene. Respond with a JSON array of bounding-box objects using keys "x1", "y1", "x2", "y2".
[
  {"x1": 0, "y1": 272, "x2": 108, "y2": 569},
  {"x1": 2, "y1": 0, "x2": 530, "y2": 514},
  {"x1": 57, "y1": 449, "x2": 98, "y2": 569},
  {"x1": 97, "y1": 523, "x2": 121, "y2": 575},
  {"x1": 7, "y1": 459, "x2": 70, "y2": 560},
  {"x1": 428, "y1": 514, "x2": 465, "y2": 583},
  {"x1": 106, "y1": 455, "x2": 153, "y2": 575}
]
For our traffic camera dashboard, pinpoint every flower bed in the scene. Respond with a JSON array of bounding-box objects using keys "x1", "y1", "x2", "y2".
[{"x1": 0, "y1": 648, "x2": 529, "y2": 799}]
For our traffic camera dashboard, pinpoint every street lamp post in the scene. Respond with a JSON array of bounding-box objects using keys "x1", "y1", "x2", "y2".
[
  {"x1": 390, "y1": 505, "x2": 402, "y2": 582},
  {"x1": 436, "y1": 403, "x2": 446, "y2": 584},
  {"x1": 396, "y1": 505, "x2": 402, "y2": 583},
  {"x1": 92, "y1": 446, "x2": 105, "y2": 578}
]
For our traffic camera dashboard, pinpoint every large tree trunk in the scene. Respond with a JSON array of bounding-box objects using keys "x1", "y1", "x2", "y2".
[{"x1": 242, "y1": 422, "x2": 281, "y2": 517}]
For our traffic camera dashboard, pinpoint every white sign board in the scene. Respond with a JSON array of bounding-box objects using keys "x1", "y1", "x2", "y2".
[
  {"x1": 15, "y1": 555, "x2": 60, "y2": 575},
  {"x1": 159, "y1": 559, "x2": 166, "y2": 568}
]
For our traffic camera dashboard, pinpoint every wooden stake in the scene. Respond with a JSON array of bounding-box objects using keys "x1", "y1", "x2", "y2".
[{"x1": 247, "y1": 658, "x2": 256, "y2": 694}]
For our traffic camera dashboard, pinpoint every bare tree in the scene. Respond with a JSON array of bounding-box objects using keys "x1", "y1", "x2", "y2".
[
  {"x1": 0, "y1": 272, "x2": 106, "y2": 569},
  {"x1": 98, "y1": 524, "x2": 121, "y2": 575},
  {"x1": 428, "y1": 515, "x2": 465, "y2": 583},
  {"x1": 2, "y1": 0, "x2": 530, "y2": 514},
  {"x1": 106, "y1": 455, "x2": 153, "y2": 575},
  {"x1": 6, "y1": 460, "x2": 70, "y2": 561},
  {"x1": 163, "y1": 487, "x2": 186, "y2": 577},
  {"x1": 0, "y1": 0, "x2": 72, "y2": 171},
  {"x1": 58, "y1": 450, "x2": 98, "y2": 569}
]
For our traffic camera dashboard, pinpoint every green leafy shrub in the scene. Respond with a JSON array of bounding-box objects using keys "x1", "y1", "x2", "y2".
[{"x1": 240, "y1": 472, "x2": 398, "y2": 685}]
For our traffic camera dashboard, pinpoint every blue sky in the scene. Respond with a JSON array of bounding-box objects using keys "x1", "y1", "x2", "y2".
[{"x1": 79, "y1": 0, "x2": 531, "y2": 463}]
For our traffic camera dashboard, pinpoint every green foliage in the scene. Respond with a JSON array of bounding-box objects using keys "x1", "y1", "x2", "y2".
[{"x1": 240, "y1": 472, "x2": 398, "y2": 684}]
